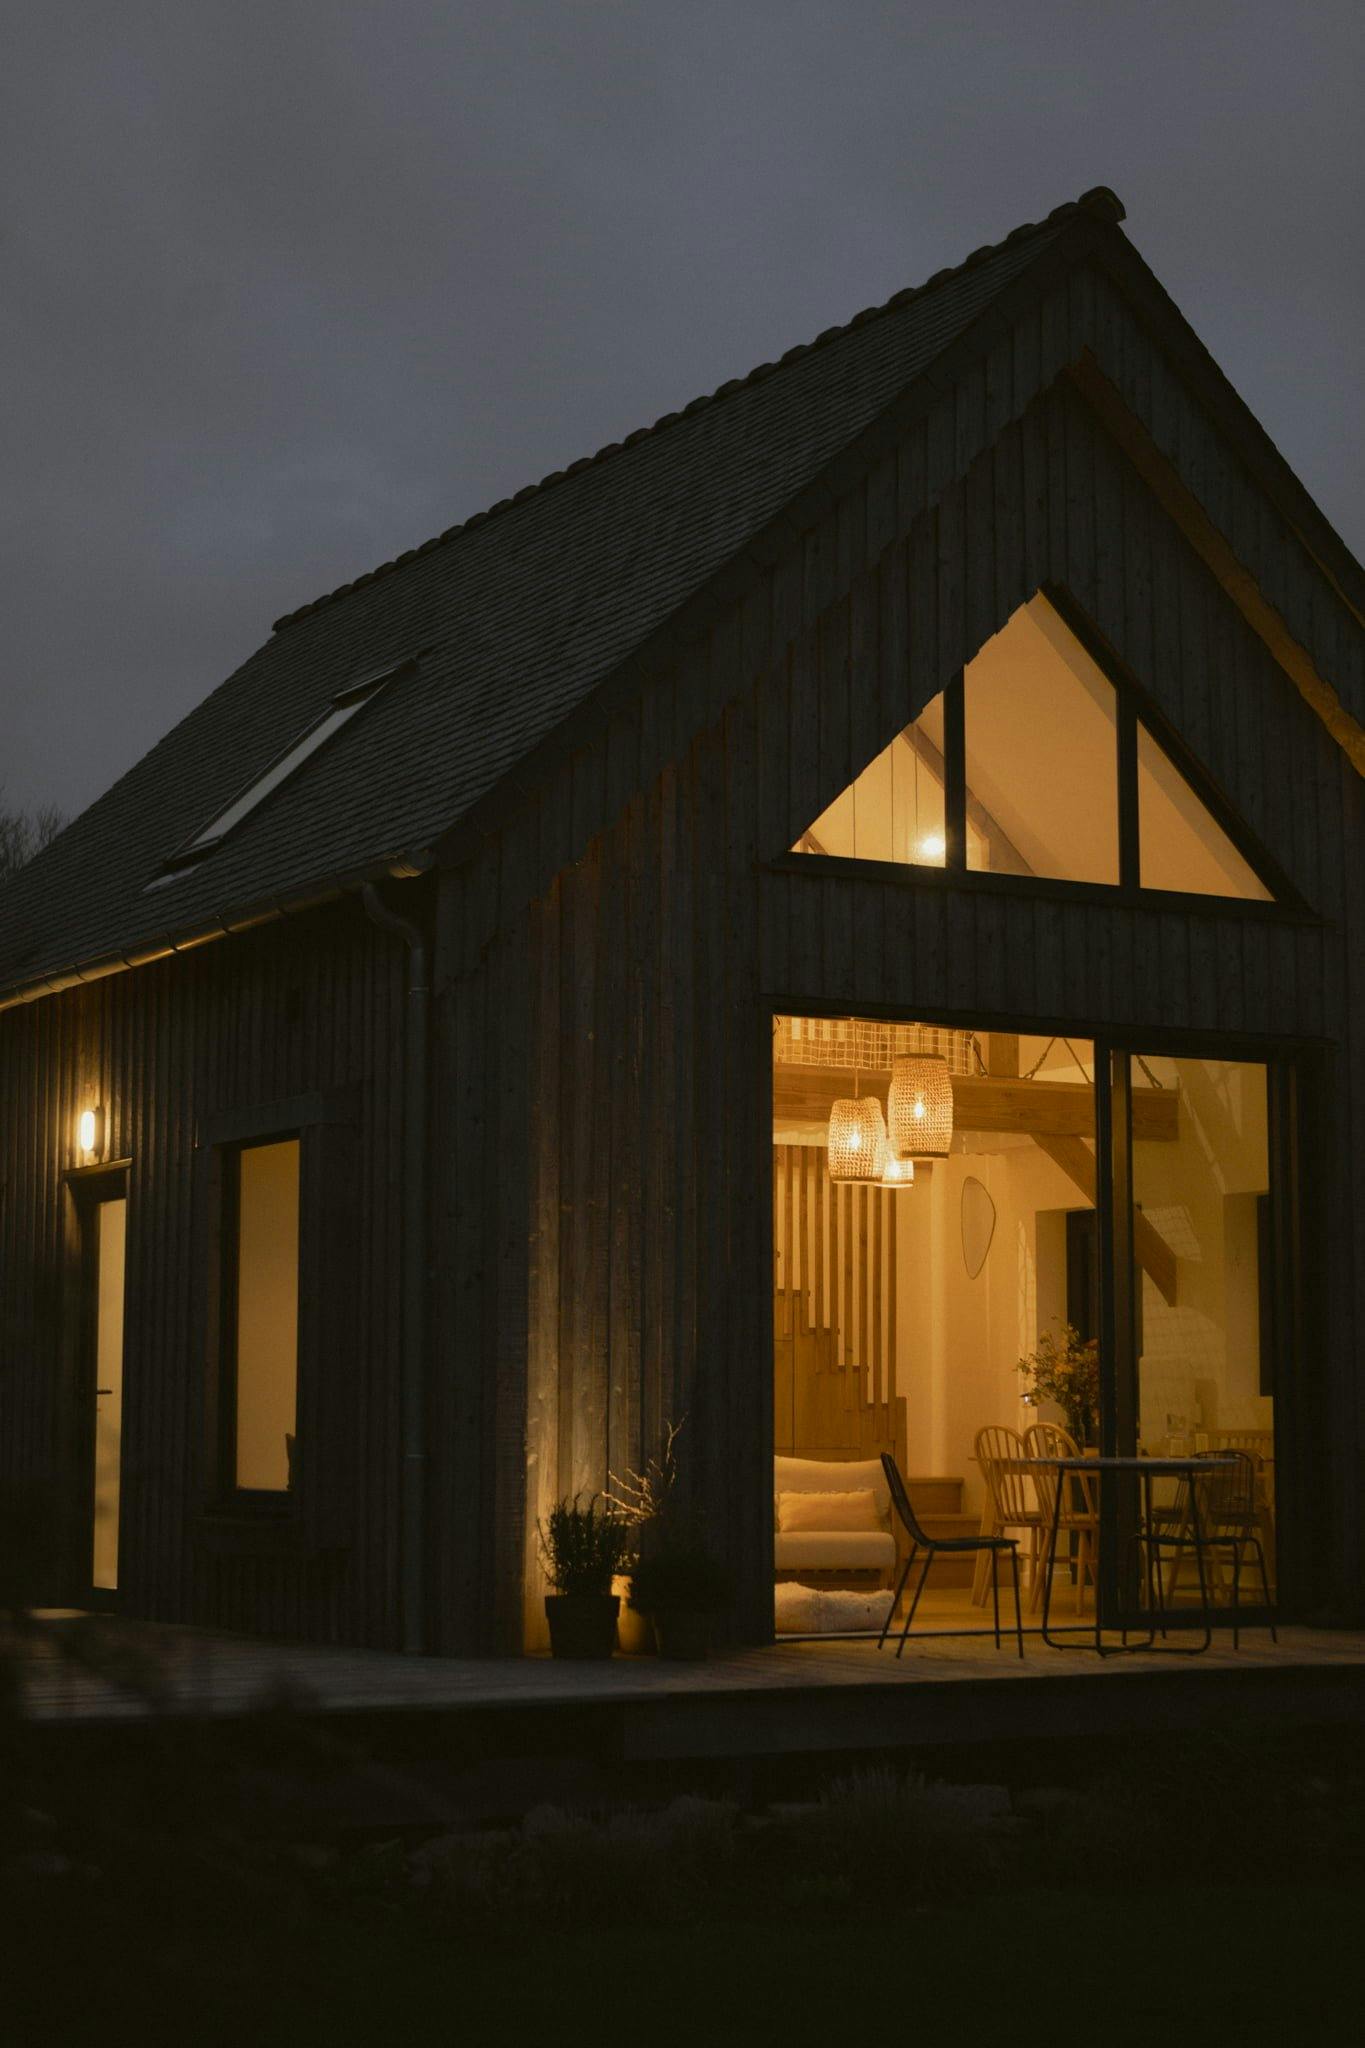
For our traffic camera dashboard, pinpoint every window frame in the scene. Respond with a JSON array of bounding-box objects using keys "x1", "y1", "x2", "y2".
[
  {"x1": 215, "y1": 1131, "x2": 303, "y2": 1510},
  {"x1": 198, "y1": 1089, "x2": 358, "y2": 1546},
  {"x1": 781, "y1": 584, "x2": 1301, "y2": 914},
  {"x1": 152, "y1": 655, "x2": 421, "y2": 883}
]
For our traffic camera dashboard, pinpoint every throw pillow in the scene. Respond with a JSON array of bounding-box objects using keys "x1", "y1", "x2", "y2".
[{"x1": 777, "y1": 1488, "x2": 881, "y2": 1533}]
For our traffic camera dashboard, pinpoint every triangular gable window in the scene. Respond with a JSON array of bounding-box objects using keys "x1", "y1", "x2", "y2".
[{"x1": 793, "y1": 593, "x2": 1273, "y2": 904}]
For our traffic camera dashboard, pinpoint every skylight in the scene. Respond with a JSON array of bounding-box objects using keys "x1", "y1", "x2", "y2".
[{"x1": 148, "y1": 657, "x2": 415, "y2": 886}]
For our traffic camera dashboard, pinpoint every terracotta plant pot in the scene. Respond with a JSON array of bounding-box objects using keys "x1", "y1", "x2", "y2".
[
  {"x1": 612, "y1": 1575, "x2": 656, "y2": 1655},
  {"x1": 545, "y1": 1592, "x2": 619, "y2": 1660},
  {"x1": 652, "y1": 1609, "x2": 713, "y2": 1660}
]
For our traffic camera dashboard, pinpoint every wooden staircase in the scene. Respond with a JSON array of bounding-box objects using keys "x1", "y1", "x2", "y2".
[{"x1": 774, "y1": 1287, "x2": 980, "y2": 1587}]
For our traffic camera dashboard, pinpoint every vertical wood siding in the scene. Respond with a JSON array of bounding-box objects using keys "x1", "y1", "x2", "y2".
[
  {"x1": 441, "y1": 348, "x2": 1364, "y2": 1650},
  {"x1": 0, "y1": 902, "x2": 408, "y2": 1644}
]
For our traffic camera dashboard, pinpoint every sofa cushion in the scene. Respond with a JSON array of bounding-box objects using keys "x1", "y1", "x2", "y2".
[
  {"x1": 774, "y1": 1530, "x2": 896, "y2": 1571},
  {"x1": 777, "y1": 1487, "x2": 881, "y2": 1534},
  {"x1": 773, "y1": 1454, "x2": 891, "y2": 1516}
]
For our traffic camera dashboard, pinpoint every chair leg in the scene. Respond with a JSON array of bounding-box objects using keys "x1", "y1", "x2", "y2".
[
  {"x1": 1010, "y1": 1546, "x2": 1024, "y2": 1659},
  {"x1": 1028, "y1": 1525, "x2": 1050, "y2": 1616},
  {"x1": 1230, "y1": 1539, "x2": 1243, "y2": 1649},
  {"x1": 990, "y1": 1548, "x2": 1001, "y2": 1650},
  {"x1": 878, "y1": 1551, "x2": 914, "y2": 1650},
  {"x1": 896, "y1": 1549, "x2": 934, "y2": 1659},
  {"x1": 972, "y1": 1513, "x2": 998, "y2": 1607},
  {"x1": 1251, "y1": 1536, "x2": 1278, "y2": 1643}
]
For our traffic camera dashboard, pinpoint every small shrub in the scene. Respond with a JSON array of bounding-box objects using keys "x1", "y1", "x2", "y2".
[{"x1": 537, "y1": 1496, "x2": 631, "y2": 1596}]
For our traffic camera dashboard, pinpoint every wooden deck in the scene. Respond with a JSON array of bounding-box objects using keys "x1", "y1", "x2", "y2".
[{"x1": 14, "y1": 1616, "x2": 1365, "y2": 1767}]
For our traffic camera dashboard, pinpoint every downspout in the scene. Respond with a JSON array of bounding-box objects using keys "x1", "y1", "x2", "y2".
[{"x1": 360, "y1": 881, "x2": 429, "y2": 1654}]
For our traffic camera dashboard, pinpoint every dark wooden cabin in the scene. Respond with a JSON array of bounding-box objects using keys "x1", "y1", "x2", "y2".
[{"x1": 1, "y1": 187, "x2": 1361, "y2": 1655}]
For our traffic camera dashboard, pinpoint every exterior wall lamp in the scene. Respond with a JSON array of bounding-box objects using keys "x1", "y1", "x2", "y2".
[{"x1": 77, "y1": 1106, "x2": 104, "y2": 1160}]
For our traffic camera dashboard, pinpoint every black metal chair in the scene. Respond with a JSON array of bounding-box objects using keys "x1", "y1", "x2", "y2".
[
  {"x1": 877, "y1": 1452, "x2": 1024, "y2": 1658},
  {"x1": 1147, "y1": 1450, "x2": 1276, "y2": 1648}
]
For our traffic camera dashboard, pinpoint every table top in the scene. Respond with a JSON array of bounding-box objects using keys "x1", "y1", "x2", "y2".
[{"x1": 1040, "y1": 1455, "x2": 1237, "y2": 1474}]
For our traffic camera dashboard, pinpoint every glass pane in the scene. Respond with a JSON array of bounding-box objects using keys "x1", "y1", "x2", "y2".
[
  {"x1": 793, "y1": 696, "x2": 947, "y2": 866},
  {"x1": 965, "y1": 596, "x2": 1119, "y2": 883},
  {"x1": 771, "y1": 1016, "x2": 1101, "y2": 1635},
  {"x1": 1128, "y1": 1055, "x2": 1275, "y2": 1606},
  {"x1": 235, "y1": 1139, "x2": 300, "y2": 1492},
  {"x1": 92, "y1": 1198, "x2": 126, "y2": 1591},
  {"x1": 1138, "y1": 725, "x2": 1272, "y2": 900}
]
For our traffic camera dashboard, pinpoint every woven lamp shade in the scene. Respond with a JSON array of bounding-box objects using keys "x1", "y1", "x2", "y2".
[
  {"x1": 887, "y1": 1054, "x2": 953, "y2": 1160},
  {"x1": 827, "y1": 1095, "x2": 887, "y2": 1182}
]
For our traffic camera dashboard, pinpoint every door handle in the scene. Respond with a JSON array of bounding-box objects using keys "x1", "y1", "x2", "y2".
[{"x1": 96, "y1": 1388, "x2": 114, "y2": 1396}]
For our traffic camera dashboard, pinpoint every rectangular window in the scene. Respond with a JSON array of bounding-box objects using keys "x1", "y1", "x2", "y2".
[{"x1": 230, "y1": 1138, "x2": 300, "y2": 1494}]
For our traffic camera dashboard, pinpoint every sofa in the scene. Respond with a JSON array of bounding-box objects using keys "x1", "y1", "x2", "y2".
[{"x1": 773, "y1": 1454, "x2": 897, "y2": 1583}]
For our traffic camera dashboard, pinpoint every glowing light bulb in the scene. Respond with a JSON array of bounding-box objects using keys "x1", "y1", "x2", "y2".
[
  {"x1": 913, "y1": 1098, "x2": 926, "y2": 1120},
  {"x1": 917, "y1": 833, "x2": 946, "y2": 861},
  {"x1": 78, "y1": 1107, "x2": 99, "y2": 1155}
]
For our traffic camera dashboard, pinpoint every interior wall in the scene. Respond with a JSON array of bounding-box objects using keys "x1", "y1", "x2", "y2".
[
  {"x1": 894, "y1": 1144, "x2": 1084, "y2": 1518},
  {"x1": 1133, "y1": 1058, "x2": 1272, "y2": 1446}
]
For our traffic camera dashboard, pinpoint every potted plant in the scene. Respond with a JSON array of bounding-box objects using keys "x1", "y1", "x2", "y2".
[
  {"x1": 538, "y1": 1495, "x2": 631, "y2": 1659},
  {"x1": 1018, "y1": 1320, "x2": 1100, "y2": 1446},
  {"x1": 628, "y1": 1531, "x2": 732, "y2": 1660},
  {"x1": 605, "y1": 1417, "x2": 685, "y2": 1655}
]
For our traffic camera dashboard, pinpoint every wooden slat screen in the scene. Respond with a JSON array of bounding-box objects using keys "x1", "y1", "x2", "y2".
[{"x1": 772, "y1": 1143, "x2": 899, "y2": 1437}]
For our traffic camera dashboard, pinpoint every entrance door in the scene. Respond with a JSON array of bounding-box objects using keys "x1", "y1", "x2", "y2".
[
  {"x1": 1104, "y1": 1050, "x2": 1280, "y2": 1624},
  {"x1": 79, "y1": 1182, "x2": 127, "y2": 1597}
]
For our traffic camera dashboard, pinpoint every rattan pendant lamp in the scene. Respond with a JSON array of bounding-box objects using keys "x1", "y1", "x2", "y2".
[
  {"x1": 826, "y1": 1091, "x2": 887, "y2": 1183},
  {"x1": 887, "y1": 1053, "x2": 953, "y2": 1161}
]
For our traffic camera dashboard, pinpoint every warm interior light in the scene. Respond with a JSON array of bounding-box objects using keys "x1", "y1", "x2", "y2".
[
  {"x1": 917, "y1": 833, "x2": 946, "y2": 861},
  {"x1": 888, "y1": 1055, "x2": 953, "y2": 1159},
  {"x1": 880, "y1": 1154, "x2": 915, "y2": 1190},
  {"x1": 827, "y1": 1096, "x2": 887, "y2": 1183},
  {"x1": 78, "y1": 1107, "x2": 100, "y2": 1156}
]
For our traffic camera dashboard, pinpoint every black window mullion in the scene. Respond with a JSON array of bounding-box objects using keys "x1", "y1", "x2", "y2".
[
  {"x1": 1117, "y1": 693, "x2": 1140, "y2": 894},
  {"x1": 943, "y1": 671, "x2": 966, "y2": 870}
]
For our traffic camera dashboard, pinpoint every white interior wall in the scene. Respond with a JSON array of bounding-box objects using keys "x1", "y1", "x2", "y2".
[
  {"x1": 895, "y1": 1144, "x2": 1082, "y2": 1516},
  {"x1": 1132, "y1": 1058, "x2": 1272, "y2": 1443}
]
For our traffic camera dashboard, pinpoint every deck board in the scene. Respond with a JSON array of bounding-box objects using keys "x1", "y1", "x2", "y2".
[{"x1": 13, "y1": 1620, "x2": 1365, "y2": 1737}]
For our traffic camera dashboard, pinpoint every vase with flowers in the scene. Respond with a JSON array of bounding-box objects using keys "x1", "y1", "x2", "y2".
[{"x1": 1018, "y1": 1321, "x2": 1100, "y2": 1447}]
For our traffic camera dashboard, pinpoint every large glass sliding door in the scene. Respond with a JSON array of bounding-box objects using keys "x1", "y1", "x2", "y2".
[{"x1": 1104, "y1": 1048, "x2": 1281, "y2": 1625}]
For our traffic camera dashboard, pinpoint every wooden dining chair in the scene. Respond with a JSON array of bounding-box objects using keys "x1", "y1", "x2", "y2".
[
  {"x1": 972, "y1": 1425, "x2": 1044, "y2": 1606},
  {"x1": 1024, "y1": 1420, "x2": 1099, "y2": 1616}
]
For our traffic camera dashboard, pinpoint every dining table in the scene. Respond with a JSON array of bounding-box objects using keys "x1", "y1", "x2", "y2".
[{"x1": 1034, "y1": 1454, "x2": 1237, "y2": 1656}]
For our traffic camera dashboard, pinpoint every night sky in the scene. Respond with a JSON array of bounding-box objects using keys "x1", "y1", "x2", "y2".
[{"x1": 4, "y1": 2, "x2": 1362, "y2": 822}]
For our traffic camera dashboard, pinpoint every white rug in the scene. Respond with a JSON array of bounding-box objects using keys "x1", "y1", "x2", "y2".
[{"x1": 774, "y1": 1582, "x2": 895, "y2": 1634}]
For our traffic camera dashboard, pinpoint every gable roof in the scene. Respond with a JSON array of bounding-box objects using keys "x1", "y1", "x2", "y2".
[{"x1": 0, "y1": 185, "x2": 1357, "y2": 1008}]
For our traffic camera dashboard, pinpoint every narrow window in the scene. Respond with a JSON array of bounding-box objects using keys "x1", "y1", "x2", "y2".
[{"x1": 229, "y1": 1138, "x2": 300, "y2": 1494}]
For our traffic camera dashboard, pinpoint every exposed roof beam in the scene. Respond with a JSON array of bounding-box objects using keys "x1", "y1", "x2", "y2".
[
  {"x1": 771, "y1": 1067, "x2": 1178, "y2": 1142},
  {"x1": 1030, "y1": 1131, "x2": 1178, "y2": 1306}
]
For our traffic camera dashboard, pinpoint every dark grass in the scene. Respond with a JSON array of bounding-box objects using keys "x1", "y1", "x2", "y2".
[
  {"x1": 5, "y1": 1875, "x2": 1361, "y2": 2047},
  {"x1": 4, "y1": 1702, "x2": 1364, "y2": 2046}
]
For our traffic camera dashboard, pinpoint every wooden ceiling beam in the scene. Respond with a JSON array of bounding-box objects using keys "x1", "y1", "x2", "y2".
[
  {"x1": 1031, "y1": 1132, "x2": 1178, "y2": 1306},
  {"x1": 771, "y1": 1065, "x2": 1178, "y2": 1141}
]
